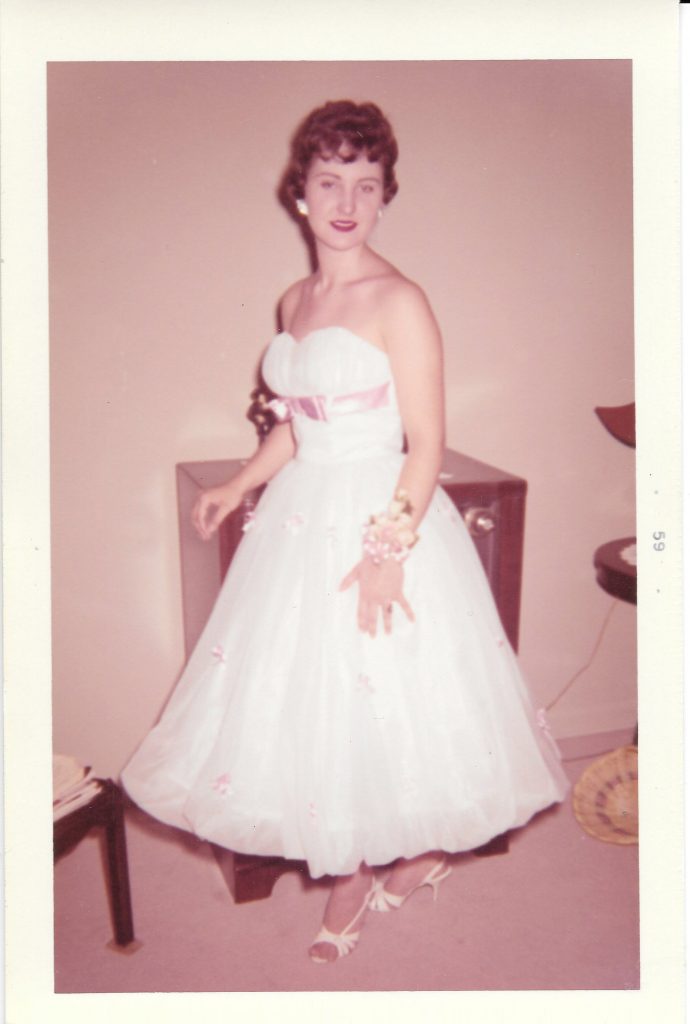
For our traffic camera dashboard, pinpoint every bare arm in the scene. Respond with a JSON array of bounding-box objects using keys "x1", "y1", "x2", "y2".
[
  {"x1": 192, "y1": 418, "x2": 296, "y2": 540},
  {"x1": 384, "y1": 282, "x2": 445, "y2": 530},
  {"x1": 340, "y1": 281, "x2": 445, "y2": 635},
  {"x1": 193, "y1": 286, "x2": 306, "y2": 540},
  {"x1": 231, "y1": 421, "x2": 296, "y2": 493}
]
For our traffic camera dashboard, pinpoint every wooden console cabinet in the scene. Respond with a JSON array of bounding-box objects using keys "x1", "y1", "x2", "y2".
[{"x1": 177, "y1": 448, "x2": 526, "y2": 656}]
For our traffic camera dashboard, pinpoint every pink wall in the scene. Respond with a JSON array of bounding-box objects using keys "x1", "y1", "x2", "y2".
[{"x1": 49, "y1": 61, "x2": 635, "y2": 775}]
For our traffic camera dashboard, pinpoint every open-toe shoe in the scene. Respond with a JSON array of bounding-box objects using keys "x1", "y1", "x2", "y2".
[
  {"x1": 368, "y1": 859, "x2": 452, "y2": 912},
  {"x1": 309, "y1": 881, "x2": 377, "y2": 963}
]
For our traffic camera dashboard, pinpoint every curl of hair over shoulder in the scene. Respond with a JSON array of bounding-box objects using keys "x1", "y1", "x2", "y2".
[{"x1": 279, "y1": 100, "x2": 399, "y2": 214}]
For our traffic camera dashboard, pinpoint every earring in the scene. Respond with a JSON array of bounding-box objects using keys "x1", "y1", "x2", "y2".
[
  {"x1": 377, "y1": 207, "x2": 384, "y2": 220},
  {"x1": 296, "y1": 198, "x2": 309, "y2": 217}
]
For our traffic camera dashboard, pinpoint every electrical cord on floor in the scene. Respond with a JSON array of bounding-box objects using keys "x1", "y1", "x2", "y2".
[{"x1": 544, "y1": 599, "x2": 618, "y2": 712}]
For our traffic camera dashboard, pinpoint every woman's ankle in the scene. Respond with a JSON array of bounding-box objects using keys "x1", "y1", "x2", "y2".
[{"x1": 384, "y1": 851, "x2": 444, "y2": 891}]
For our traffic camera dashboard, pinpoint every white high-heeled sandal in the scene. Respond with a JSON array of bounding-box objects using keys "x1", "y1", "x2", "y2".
[
  {"x1": 309, "y1": 880, "x2": 377, "y2": 963},
  {"x1": 368, "y1": 859, "x2": 452, "y2": 912}
]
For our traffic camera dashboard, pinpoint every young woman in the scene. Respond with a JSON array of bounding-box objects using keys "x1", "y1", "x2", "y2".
[{"x1": 122, "y1": 100, "x2": 568, "y2": 964}]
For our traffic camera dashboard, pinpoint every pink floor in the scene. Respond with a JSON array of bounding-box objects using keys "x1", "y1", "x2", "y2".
[{"x1": 53, "y1": 731, "x2": 639, "y2": 992}]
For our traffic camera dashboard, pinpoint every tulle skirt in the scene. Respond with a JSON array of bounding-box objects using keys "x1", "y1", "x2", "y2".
[{"x1": 121, "y1": 452, "x2": 568, "y2": 878}]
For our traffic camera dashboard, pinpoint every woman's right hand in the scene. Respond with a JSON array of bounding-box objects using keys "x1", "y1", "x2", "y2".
[{"x1": 192, "y1": 480, "x2": 244, "y2": 541}]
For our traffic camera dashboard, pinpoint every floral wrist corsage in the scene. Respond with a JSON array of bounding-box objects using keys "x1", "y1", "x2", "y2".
[{"x1": 362, "y1": 488, "x2": 419, "y2": 565}]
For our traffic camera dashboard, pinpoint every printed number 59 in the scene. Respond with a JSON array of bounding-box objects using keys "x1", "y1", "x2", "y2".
[{"x1": 653, "y1": 531, "x2": 665, "y2": 551}]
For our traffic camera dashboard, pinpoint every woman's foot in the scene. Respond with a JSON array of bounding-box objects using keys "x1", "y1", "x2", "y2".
[
  {"x1": 369, "y1": 851, "x2": 450, "y2": 911},
  {"x1": 308, "y1": 864, "x2": 375, "y2": 963}
]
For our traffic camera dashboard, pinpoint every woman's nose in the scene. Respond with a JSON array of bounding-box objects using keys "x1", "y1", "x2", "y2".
[{"x1": 337, "y1": 188, "x2": 355, "y2": 215}]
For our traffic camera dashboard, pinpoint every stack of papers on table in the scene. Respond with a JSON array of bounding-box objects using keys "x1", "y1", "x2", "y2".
[{"x1": 53, "y1": 755, "x2": 101, "y2": 821}]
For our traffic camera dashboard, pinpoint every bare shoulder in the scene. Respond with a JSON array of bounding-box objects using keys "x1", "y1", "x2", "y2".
[
  {"x1": 376, "y1": 273, "x2": 440, "y2": 345},
  {"x1": 278, "y1": 277, "x2": 309, "y2": 330},
  {"x1": 380, "y1": 273, "x2": 432, "y2": 312}
]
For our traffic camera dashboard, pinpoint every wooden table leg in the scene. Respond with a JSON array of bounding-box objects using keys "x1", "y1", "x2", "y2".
[{"x1": 102, "y1": 782, "x2": 136, "y2": 946}]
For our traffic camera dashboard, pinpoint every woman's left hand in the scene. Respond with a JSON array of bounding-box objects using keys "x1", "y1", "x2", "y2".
[{"x1": 340, "y1": 556, "x2": 415, "y2": 637}]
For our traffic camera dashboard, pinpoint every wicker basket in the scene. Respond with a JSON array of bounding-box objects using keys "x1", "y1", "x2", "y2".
[{"x1": 572, "y1": 745, "x2": 638, "y2": 845}]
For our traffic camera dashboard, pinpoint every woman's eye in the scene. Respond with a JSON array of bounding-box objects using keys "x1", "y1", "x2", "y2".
[
  {"x1": 320, "y1": 181, "x2": 335, "y2": 189},
  {"x1": 361, "y1": 184, "x2": 374, "y2": 193}
]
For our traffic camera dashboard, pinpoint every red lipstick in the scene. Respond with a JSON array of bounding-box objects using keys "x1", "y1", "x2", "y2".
[{"x1": 331, "y1": 220, "x2": 357, "y2": 232}]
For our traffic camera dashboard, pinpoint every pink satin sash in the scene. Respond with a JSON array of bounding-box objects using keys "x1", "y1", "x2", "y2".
[{"x1": 268, "y1": 380, "x2": 391, "y2": 423}]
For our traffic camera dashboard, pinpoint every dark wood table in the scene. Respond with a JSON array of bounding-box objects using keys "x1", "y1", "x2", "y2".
[
  {"x1": 594, "y1": 536, "x2": 636, "y2": 605},
  {"x1": 54, "y1": 779, "x2": 138, "y2": 949}
]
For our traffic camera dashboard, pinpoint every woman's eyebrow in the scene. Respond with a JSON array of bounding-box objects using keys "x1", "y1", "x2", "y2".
[{"x1": 313, "y1": 171, "x2": 382, "y2": 183}]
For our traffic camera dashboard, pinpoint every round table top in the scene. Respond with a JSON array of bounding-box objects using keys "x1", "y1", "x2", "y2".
[
  {"x1": 594, "y1": 403, "x2": 636, "y2": 448},
  {"x1": 593, "y1": 536, "x2": 636, "y2": 604}
]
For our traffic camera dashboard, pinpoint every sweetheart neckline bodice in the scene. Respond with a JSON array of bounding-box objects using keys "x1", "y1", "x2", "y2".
[{"x1": 274, "y1": 326, "x2": 389, "y2": 361}]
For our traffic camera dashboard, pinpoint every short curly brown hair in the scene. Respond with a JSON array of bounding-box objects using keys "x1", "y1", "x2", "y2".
[{"x1": 280, "y1": 100, "x2": 399, "y2": 212}]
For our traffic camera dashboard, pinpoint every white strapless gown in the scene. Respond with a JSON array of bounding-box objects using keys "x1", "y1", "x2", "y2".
[{"x1": 122, "y1": 327, "x2": 569, "y2": 878}]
